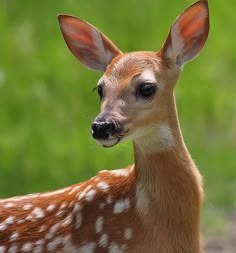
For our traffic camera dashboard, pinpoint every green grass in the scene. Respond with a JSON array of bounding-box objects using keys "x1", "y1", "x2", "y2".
[{"x1": 0, "y1": 0, "x2": 235, "y2": 234}]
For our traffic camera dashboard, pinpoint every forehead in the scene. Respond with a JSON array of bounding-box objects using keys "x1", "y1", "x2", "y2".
[{"x1": 103, "y1": 52, "x2": 161, "y2": 84}]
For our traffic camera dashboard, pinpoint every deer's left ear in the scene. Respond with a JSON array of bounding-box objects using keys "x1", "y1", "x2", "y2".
[
  {"x1": 58, "y1": 15, "x2": 122, "y2": 72},
  {"x1": 161, "y1": 0, "x2": 209, "y2": 66}
]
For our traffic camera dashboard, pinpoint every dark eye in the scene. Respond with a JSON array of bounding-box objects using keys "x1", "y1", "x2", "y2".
[
  {"x1": 97, "y1": 85, "x2": 103, "y2": 100},
  {"x1": 139, "y1": 83, "x2": 156, "y2": 97}
]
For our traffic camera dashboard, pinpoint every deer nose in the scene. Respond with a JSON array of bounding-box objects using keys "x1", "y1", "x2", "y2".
[{"x1": 91, "y1": 121, "x2": 117, "y2": 139}]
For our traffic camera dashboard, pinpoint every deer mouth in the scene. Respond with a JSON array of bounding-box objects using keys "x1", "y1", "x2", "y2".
[
  {"x1": 97, "y1": 136, "x2": 122, "y2": 148},
  {"x1": 99, "y1": 128, "x2": 130, "y2": 147}
]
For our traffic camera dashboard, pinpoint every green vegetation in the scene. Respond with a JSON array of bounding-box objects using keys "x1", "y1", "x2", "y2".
[{"x1": 0, "y1": 0, "x2": 235, "y2": 238}]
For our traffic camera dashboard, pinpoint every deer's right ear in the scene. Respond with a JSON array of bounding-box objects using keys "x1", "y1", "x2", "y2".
[{"x1": 58, "y1": 15, "x2": 122, "y2": 72}]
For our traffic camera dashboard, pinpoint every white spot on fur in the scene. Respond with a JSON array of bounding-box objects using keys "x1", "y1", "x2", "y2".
[
  {"x1": 78, "y1": 191, "x2": 86, "y2": 200},
  {"x1": 113, "y1": 198, "x2": 130, "y2": 214},
  {"x1": 0, "y1": 246, "x2": 6, "y2": 253},
  {"x1": 106, "y1": 196, "x2": 112, "y2": 204},
  {"x1": 75, "y1": 212, "x2": 82, "y2": 229},
  {"x1": 23, "y1": 204, "x2": 33, "y2": 210},
  {"x1": 8, "y1": 245, "x2": 18, "y2": 253},
  {"x1": 97, "y1": 181, "x2": 109, "y2": 192},
  {"x1": 34, "y1": 240, "x2": 45, "y2": 252},
  {"x1": 85, "y1": 189, "x2": 96, "y2": 202},
  {"x1": 26, "y1": 214, "x2": 33, "y2": 221},
  {"x1": 109, "y1": 242, "x2": 123, "y2": 253},
  {"x1": 56, "y1": 209, "x2": 66, "y2": 218},
  {"x1": 79, "y1": 242, "x2": 96, "y2": 253},
  {"x1": 46, "y1": 223, "x2": 60, "y2": 239},
  {"x1": 84, "y1": 185, "x2": 92, "y2": 192},
  {"x1": 62, "y1": 234, "x2": 74, "y2": 250},
  {"x1": 124, "y1": 228, "x2": 133, "y2": 240},
  {"x1": 10, "y1": 232, "x2": 20, "y2": 241},
  {"x1": 60, "y1": 202, "x2": 67, "y2": 210},
  {"x1": 47, "y1": 236, "x2": 62, "y2": 251},
  {"x1": 99, "y1": 169, "x2": 108, "y2": 173},
  {"x1": 0, "y1": 216, "x2": 15, "y2": 231},
  {"x1": 39, "y1": 225, "x2": 46, "y2": 232},
  {"x1": 35, "y1": 239, "x2": 45, "y2": 246},
  {"x1": 4, "y1": 202, "x2": 14, "y2": 208},
  {"x1": 95, "y1": 216, "x2": 104, "y2": 234},
  {"x1": 62, "y1": 213, "x2": 73, "y2": 227},
  {"x1": 62, "y1": 234, "x2": 71, "y2": 245},
  {"x1": 110, "y1": 169, "x2": 129, "y2": 177},
  {"x1": 32, "y1": 207, "x2": 44, "y2": 219},
  {"x1": 0, "y1": 223, "x2": 6, "y2": 231},
  {"x1": 99, "y1": 234, "x2": 108, "y2": 248},
  {"x1": 32, "y1": 245, "x2": 43, "y2": 253},
  {"x1": 46, "y1": 204, "x2": 56, "y2": 212},
  {"x1": 73, "y1": 203, "x2": 82, "y2": 212},
  {"x1": 22, "y1": 242, "x2": 33, "y2": 252},
  {"x1": 17, "y1": 219, "x2": 24, "y2": 224},
  {"x1": 50, "y1": 223, "x2": 60, "y2": 233},
  {"x1": 68, "y1": 185, "x2": 81, "y2": 195},
  {"x1": 5, "y1": 216, "x2": 15, "y2": 225}
]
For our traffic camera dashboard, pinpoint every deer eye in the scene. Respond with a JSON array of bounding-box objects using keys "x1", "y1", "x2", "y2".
[
  {"x1": 97, "y1": 85, "x2": 104, "y2": 99},
  {"x1": 139, "y1": 83, "x2": 156, "y2": 97}
]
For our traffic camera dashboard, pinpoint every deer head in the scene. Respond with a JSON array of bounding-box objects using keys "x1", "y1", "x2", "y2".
[{"x1": 58, "y1": 0, "x2": 209, "y2": 150}]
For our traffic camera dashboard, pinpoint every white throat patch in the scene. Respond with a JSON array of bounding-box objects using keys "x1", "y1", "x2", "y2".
[{"x1": 135, "y1": 124, "x2": 174, "y2": 153}]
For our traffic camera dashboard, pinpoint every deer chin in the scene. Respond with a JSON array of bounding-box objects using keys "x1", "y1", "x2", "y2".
[{"x1": 96, "y1": 137, "x2": 121, "y2": 148}]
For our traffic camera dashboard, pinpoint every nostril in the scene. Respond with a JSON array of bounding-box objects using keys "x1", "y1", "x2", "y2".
[{"x1": 104, "y1": 122, "x2": 116, "y2": 133}]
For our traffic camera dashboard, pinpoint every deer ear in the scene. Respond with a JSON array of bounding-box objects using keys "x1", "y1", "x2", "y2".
[
  {"x1": 58, "y1": 15, "x2": 122, "y2": 72},
  {"x1": 161, "y1": 0, "x2": 209, "y2": 66}
]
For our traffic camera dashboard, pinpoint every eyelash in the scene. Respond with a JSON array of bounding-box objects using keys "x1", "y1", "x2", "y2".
[
  {"x1": 92, "y1": 87, "x2": 97, "y2": 93},
  {"x1": 93, "y1": 85, "x2": 104, "y2": 100}
]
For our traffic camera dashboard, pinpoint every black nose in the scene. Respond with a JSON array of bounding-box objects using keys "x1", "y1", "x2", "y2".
[{"x1": 91, "y1": 121, "x2": 116, "y2": 139}]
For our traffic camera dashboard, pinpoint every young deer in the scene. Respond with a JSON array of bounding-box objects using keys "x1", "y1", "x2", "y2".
[{"x1": 0, "y1": 1, "x2": 209, "y2": 252}]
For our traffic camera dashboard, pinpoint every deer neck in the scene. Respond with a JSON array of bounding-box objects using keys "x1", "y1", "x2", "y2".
[{"x1": 132, "y1": 94, "x2": 203, "y2": 233}]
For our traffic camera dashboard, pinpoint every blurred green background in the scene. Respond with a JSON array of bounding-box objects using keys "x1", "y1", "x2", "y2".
[{"x1": 0, "y1": 0, "x2": 235, "y2": 249}]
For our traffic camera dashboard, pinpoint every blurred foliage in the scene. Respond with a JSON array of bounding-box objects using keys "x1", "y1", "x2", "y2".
[{"x1": 0, "y1": 0, "x2": 235, "y2": 220}]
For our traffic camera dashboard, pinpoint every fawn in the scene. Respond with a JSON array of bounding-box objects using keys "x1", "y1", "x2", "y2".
[{"x1": 0, "y1": 1, "x2": 209, "y2": 252}]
